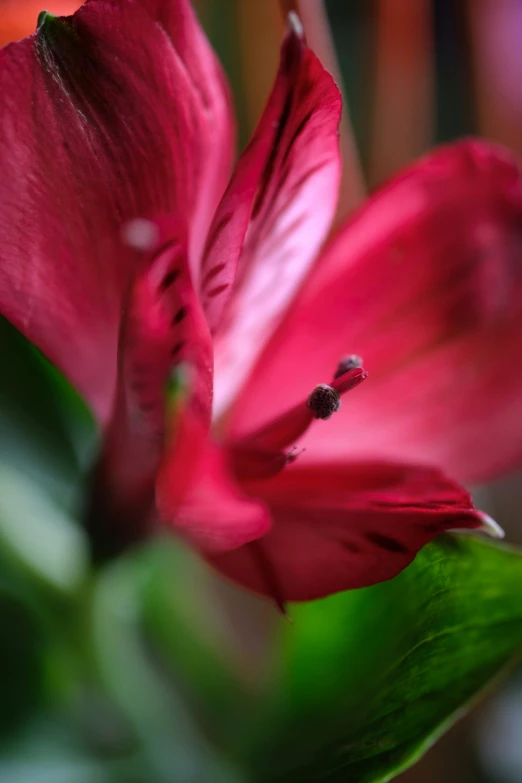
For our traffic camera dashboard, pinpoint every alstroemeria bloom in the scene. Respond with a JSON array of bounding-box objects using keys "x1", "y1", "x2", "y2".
[{"x1": 1, "y1": 0, "x2": 521, "y2": 604}]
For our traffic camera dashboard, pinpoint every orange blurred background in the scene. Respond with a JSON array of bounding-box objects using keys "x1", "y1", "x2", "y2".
[{"x1": 0, "y1": 0, "x2": 82, "y2": 46}]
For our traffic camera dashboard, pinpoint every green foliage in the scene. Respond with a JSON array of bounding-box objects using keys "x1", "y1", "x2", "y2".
[
  {"x1": 237, "y1": 536, "x2": 522, "y2": 782},
  {"x1": 89, "y1": 549, "x2": 246, "y2": 783},
  {"x1": 0, "y1": 320, "x2": 246, "y2": 781},
  {"x1": 0, "y1": 466, "x2": 87, "y2": 594},
  {"x1": 0, "y1": 317, "x2": 97, "y2": 509},
  {"x1": 0, "y1": 317, "x2": 92, "y2": 597}
]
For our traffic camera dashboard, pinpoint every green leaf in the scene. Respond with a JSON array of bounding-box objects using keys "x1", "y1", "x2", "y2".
[
  {"x1": 0, "y1": 573, "x2": 83, "y2": 739},
  {"x1": 0, "y1": 465, "x2": 88, "y2": 594},
  {"x1": 239, "y1": 536, "x2": 522, "y2": 783},
  {"x1": 0, "y1": 318, "x2": 95, "y2": 591},
  {"x1": 140, "y1": 537, "x2": 264, "y2": 735},
  {"x1": 0, "y1": 317, "x2": 97, "y2": 509},
  {"x1": 89, "y1": 549, "x2": 246, "y2": 783},
  {"x1": 0, "y1": 717, "x2": 146, "y2": 783},
  {"x1": 0, "y1": 592, "x2": 48, "y2": 735}
]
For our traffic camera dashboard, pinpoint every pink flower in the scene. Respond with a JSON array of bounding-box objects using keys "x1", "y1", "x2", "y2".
[{"x1": 1, "y1": 0, "x2": 520, "y2": 604}]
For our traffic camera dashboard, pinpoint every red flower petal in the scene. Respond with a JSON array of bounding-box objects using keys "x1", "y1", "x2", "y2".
[
  {"x1": 127, "y1": 0, "x2": 235, "y2": 264},
  {"x1": 156, "y1": 411, "x2": 271, "y2": 554},
  {"x1": 207, "y1": 16, "x2": 342, "y2": 417},
  {"x1": 86, "y1": 219, "x2": 214, "y2": 555},
  {"x1": 0, "y1": 0, "x2": 233, "y2": 422},
  {"x1": 228, "y1": 141, "x2": 522, "y2": 484},
  {"x1": 210, "y1": 460, "x2": 487, "y2": 603},
  {"x1": 117, "y1": 220, "x2": 214, "y2": 434}
]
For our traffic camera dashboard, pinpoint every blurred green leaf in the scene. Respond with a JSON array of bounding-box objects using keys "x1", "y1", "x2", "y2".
[
  {"x1": 0, "y1": 592, "x2": 48, "y2": 734},
  {"x1": 0, "y1": 464, "x2": 88, "y2": 594},
  {"x1": 0, "y1": 755, "x2": 113, "y2": 783},
  {"x1": 89, "y1": 549, "x2": 246, "y2": 783},
  {"x1": 140, "y1": 537, "x2": 265, "y2": 736},
  {"x1": 239, "y1": 536, "x2": 522, "y2": 782},
  {"x1": 0, "y1": 321, "x2": 96, "y2": 741},
  {"x1": 0, "y1": 717, "x2": 146, "y2": 783},
  {"x1": 0, "y1": 317, "x2": 95, "y2": 592},
  {"x1": 0, "y1": 576, "x2": 81, "y2": 740},
  {"x1": 0, "y1": 316, "x2": 97, "y2": 508}
]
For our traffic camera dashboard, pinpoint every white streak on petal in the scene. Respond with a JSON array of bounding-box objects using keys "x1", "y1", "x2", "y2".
[
  {"x1": 449, "y1": 512, "x2": 505, "y2": 540},
  {"x1": 477, "y1": 511, "x2": 505, "y2": 539},
  {"x1": 123, "y1": 218, "x2": 159, "y2": 252},
  {"x1": 287, "y1": 11, "x2": 304, "y2": 39}
]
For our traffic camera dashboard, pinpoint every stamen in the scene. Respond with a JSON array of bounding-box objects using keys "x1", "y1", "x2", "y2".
[
  {"x1": 237, "y1": 360, "x2": 367, "y2": 453},
  {"x1": 334, "y1": 354, "x2": 363, "y2": 378},
  {"x1": 331, "y1": 366, "x2": 368, "y2": 395},
  {"x1": 287, "y1": 445, "x2": 305, "y2": 464},
  {"x1": 307, "y1": 384, "x2": 341, "y2": 420}
]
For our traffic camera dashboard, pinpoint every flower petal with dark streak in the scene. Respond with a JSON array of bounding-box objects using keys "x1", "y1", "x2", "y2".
[
  {"x1": 156, "y1": 408, "x2": 271, "y2": 554},
  {"x1": 86, "y1": 218, "x2": 214, "y2": 557},
  {"x1": 208, "y1": 17, "x2": 342, "y2": 418},
  {"x1": 210, "y1": 460, "x2": 486, "y2": 602}
]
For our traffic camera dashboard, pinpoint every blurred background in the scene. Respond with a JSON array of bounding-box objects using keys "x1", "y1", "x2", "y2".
[{"x1": 1, "y1": 0, "x2": 522, "y2": 781}]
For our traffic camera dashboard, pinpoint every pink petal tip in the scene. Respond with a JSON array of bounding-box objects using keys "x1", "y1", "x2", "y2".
[
  {"x1": 287, "y1": 10, "x2": 304, "y2": 38},
  {"x1": 477, "y1": 512, "x2": 505, "y2": 539}
]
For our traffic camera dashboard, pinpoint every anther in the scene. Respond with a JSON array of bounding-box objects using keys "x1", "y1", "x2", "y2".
[
  {"x1": 334, "y1": 355, "x2": 363, "y2": 379},
  {"x1": 307, "y1": 384, "x2": 341, "y2": 420}
]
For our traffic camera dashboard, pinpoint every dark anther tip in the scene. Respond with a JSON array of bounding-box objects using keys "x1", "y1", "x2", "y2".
[
  {"x1": 307, "y1": 384, "x2": 341, "y2": 420},
  {"x1": 334, "y1": 355, "x2": 363, "y2": 379}
]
